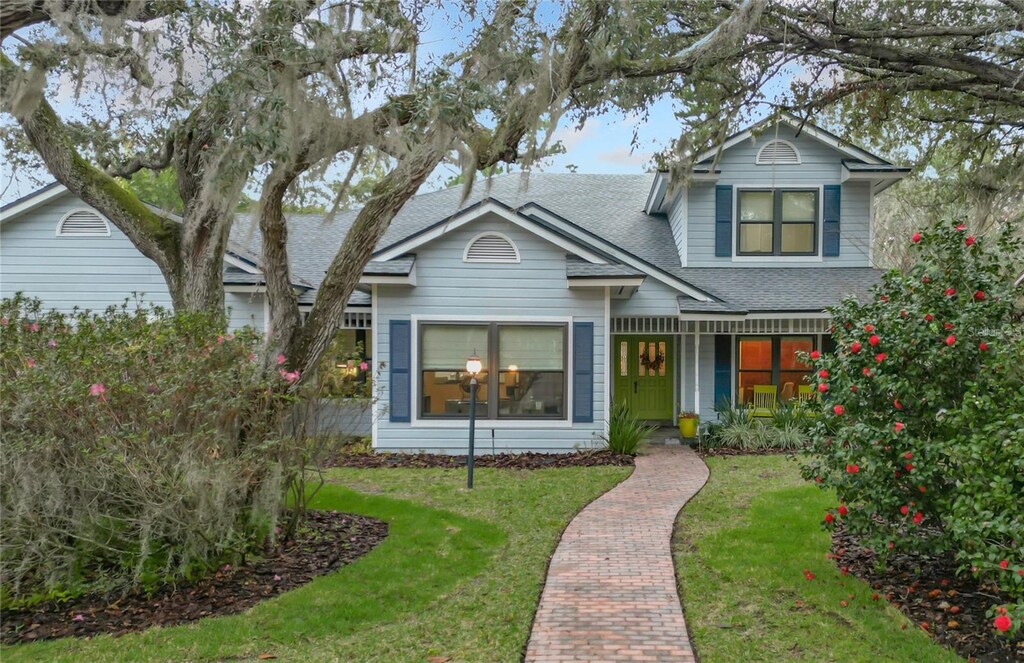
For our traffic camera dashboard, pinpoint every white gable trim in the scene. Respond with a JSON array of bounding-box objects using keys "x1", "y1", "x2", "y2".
[
  {"x1": 695, "y1": 115, "x2": 887, "y2": 167},
  {"x1": 373, "y1": 200, "x2": 610, "y2": 265},
  {"x1": 1, "y1": 184, "x2": 69, "y2": 221},
  {"x1": 224, "y1": 253, "x2": 262, "y2": 274}
]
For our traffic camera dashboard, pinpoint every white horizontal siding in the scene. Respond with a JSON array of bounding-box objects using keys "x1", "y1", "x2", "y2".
[
  {"x1": 611, "y1": 277, "x2": 683, "y2": 316},
  {"x1": 374, "y1": 213, "x2": 607, "y2": 453},
  {"x1": 225, "y1": 292, "x2": 265, "y2": 331},
  {"x1": 681, "y1": 128, "x2": 872, "y2": 267}
]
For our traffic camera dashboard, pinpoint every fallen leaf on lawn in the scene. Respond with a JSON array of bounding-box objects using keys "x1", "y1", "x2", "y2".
[
  {"x1": 427, "y1": 657, "x2": 452, "y2": 663},
  {"x1": 258, "y1": 654, "x2": 277, "y2": 660}
]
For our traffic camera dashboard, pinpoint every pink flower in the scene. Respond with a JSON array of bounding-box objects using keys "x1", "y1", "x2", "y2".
[
  {"x1": 875, "y1": 352, "x2": 887, "y2": 363},
  {"x1": 26, "y1": 358, "x2": 36, "y2": 368},
  {"x1": 279, "y1": 369, "x2": 300, "y2": 384},
  {"x1": 48, "y1": 339, "x2": 57, "y2": 348},
  {"x1": 27, "y1": 322, "x2": 39, "y2": 332},
  {"x1": 999, "y1": 559, "x2": 1009, "y2": 570},
  {"x1": 955, "y1": 223, "x2": 966, "y2": 231},
  {"x1": 965, "y1": 235, "x2": 975, "y2": 246},
  {"x1": 994, "y1": 615, "x2": 1012, "y2": 632},
  {"x1": 894, "y1": 422, "x2": 905, "y2": 432},
  {"x1": 869, "y1": 334, "x2": 880, "y2": 346},
  {"x1": 845, "y1": 463, "x2": 859, "y2": 474},
  {"x1": 850, "y1": 341, "x2": 861, "y2": 354},
  {"x1": 0, "y1": 317, "x2": 7, "y2": 326},
  {"x1": 248, "y1": 353, "x2": 258, "y2": 363},
  {"x1": 833, "y1": 405, "x2": 845, "y2": 416},
  {"x1": 913, "y1": 511, "x2": 924, "y2": 525},
  {"x1": 72, "y1": 614, "x2": 85, "y2": 622},
  {"x1": 945, "y1": 335, "x2": 956, "y2": 347},
  {"x1": 818, "y1": 383, "x2": 828, "y2": 393},
  {"x1": 810, "y1": 350, "x2": 820, "y2": 360},
  {"x1": 226, "y1": 333, "x2": 235, "y2": 341},
  {"x1": 89, "y1": 383, "x2": 107, "y2": 397},
  {"x1": 274, "y1": 574, "x2": 282, "y2": 581},
  {"x1": 217, "y1": 335, "x2": 225, "y2": 344},
  {"x1": 276, "y1": 353, "x2": 286, "y2": 365},
  {"x1": 359, "y1": 361, "x2": 369, "y2": 371}
]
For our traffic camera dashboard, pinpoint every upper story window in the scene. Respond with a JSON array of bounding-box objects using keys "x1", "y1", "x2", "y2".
[
  {"x1": 463, "y1": 232, "x2": 520, "y2": 263},
  {"x1": 56, "y1": 209, "x2": 110, "y2": 237},
  {"x1": 755, "y1": 140, "x2": 801, "y2": 165},
  {"x1": 737, "y1": 189, "x2": 818, "y2": 256}
]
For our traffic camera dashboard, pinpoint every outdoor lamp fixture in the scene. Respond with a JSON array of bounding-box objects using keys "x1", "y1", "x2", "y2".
[{"x1": 465, "y1": 351, "x2": 482, "y2": 489}]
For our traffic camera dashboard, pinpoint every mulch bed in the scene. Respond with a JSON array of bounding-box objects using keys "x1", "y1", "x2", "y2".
[
  {"x1": 1, "y1": 511, "x2": 388, "y2": 645},
  {"x1": 832, "y1": 525, "x2": 1023, "y2": 662},
  {"x1": 327, "y1": 449, "x2": 634, "y2": 469}
]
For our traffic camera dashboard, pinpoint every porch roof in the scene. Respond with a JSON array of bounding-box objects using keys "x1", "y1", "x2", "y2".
[
  {"x1": 671, "y1": 267, "x2": 883, "y2": 315},
  {"x1": 566, "y1": 256, "x2": 644, "y2": 278}
]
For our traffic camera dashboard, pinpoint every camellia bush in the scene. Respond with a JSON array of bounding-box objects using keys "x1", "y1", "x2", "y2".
[
  {"x1": 0, "y1": 296, "x2": 303, "y2": 604},
  {"x1": 801, "y1": 222, "x2": 1023, "y2": 636}
]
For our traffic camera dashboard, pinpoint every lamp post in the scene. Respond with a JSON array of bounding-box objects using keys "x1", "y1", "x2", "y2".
[{"x1": 465, "y1": 351, "x2": 482, "y2": 489}]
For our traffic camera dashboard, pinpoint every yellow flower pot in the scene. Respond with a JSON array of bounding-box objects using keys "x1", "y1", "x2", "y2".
[{"x1": 678, "y1": 414, "x2": 699, "y2": 438}]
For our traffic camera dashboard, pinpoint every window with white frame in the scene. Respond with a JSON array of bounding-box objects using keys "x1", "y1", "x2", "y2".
[
  {"x1": 737, "y1": 189, "x2": 818, "y2": 256},
  {"x1": 418, "y1": 322, "x2": 566, "y2": 419}
]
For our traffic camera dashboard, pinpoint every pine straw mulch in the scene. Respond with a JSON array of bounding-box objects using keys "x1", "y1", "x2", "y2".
[
  {"x1": 327, "y1": 449, "x2": 634, "y2": 469},
  {"x1": 1, "y1": 511, "x2": 388, "y2": 645},
  {"x1": 831, "y1": 526, "x2": 1023, "y2": 662}
]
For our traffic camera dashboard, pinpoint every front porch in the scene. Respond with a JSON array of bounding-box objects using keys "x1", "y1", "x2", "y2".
[{"x1": 610, "y1": 315, "x2": 832, "y2": 424}]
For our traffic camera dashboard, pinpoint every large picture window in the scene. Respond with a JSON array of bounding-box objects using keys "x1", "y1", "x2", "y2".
[
  {"x1": 419, "y1": 322, "x2": 566, "y2": 419},
  {"x1": 736, "y1": 336, "x2": 815, "y2": 404},
  {"x1": 737, "y1": 189, "x2": 819, "y2": 256}
]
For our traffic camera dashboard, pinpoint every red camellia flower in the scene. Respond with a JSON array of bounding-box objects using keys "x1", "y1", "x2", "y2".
[
  {"x1": 994, "y1": 615, "x2": 1012, "y2": 632},
  {"x1": 943, "y1": 322, "x2": 954, "y2": 330},
  {"x1": 965, "y1": 235, "x2": 975, "y2": 246},
  {"x1": 979, "y1": 342, "x2": 989, "y2": 351},
  {"x1": 894, "y1": 399, "x2": 903, "y2": 410},
  {"x1": 846, "y1": 462, "x2": 859, "y2": 474},
  {"x1": 900, "y1": 505, "x2": 910, "y2": 515},
  {"x1": 838, "y1": 505, "x2": 849, "y2": 516},
  {"x1": 912, "y1": 232, "x2": 922, "y2": 243},
  {"x1": 955, "y1": 223, "x2": 966, "y2": 231},
  {"x1": 818, "y1": 383, "x2": 829, "y2": 393},
  {"x1": 894, "y1": 422, "x2": 905, "y2": 432},
  {"x1": 818, "y1": 369, "x2": 829, "y2": 379},
  {"x1": 900, "y1": 309, "x2": 908, "y2": 317},
  {"x1": 850, "y1": 341, "x2": 862, "y2": 353},
  {"x1": 824, "y1": 512, "x2": 835, "y2": 524},
  {"x1": 919, "y1": 485, "x2": 927, "y2": 493},
  {"x1": 810, "y1": 350, "x2": 820, "y2": 360},
  {"x1": 922, "y1": 276, "x2": 931, "y2": 284},
  {"x1": 945, "y1": 287, "x2": 957, "y2": 296},
  {"x1": 974, "y1": 290, "x2": 985, "y2": 301},
  {"x1": 913, "y1": 511, "x2": 924, "y2": 525},
  {"x1": 946, "y1": 335, "x2": 956, "y2": 346},
  {"x1": 904, "y1": 452, "x2": 912, "y2": 459},
  {"x1": 864, "y1": 324, "x2": 875, "y2": 333},
  {"x1": 875, "y1": 352, "x2": 887, "y2": 363},
  {"x1": 850, "y1": 385, "x2": 859, "y2": 393},
  {"x1": 804, "y1": 569, "x2": 815, "y2": 580},
  {"x1": 1000, "y1": 560, "x2": 1009, "y2": 570},
  {"x1": 869, "y1": 334, "x2": 880, "y2": 346},
  {"x1": 834, "y1": 405, "x2": 846, "y2": 416},
  {"x1": 863, "y1": 367, "x2": 873, "y2": 377},
  {"x1": 879, "y1": 295, "x2": 889, "y2": 303},
  {"x1": 905, "y1": 463, "x2": 914, "y2": 471},
  {"x1": 925, "y1": 313, "x2": 934, "y2": 321}
]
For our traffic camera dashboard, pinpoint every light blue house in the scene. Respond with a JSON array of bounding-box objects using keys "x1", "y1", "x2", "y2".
[{"x1": 0, "y1": 116, "x2": 908, "y2": 452}]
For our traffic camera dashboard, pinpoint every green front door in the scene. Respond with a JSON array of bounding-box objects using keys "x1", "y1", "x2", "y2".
[{"x1": 612, "y1": 335, "x2": 674, "y2": 421}]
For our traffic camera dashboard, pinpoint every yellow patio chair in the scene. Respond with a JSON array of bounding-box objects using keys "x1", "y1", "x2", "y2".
[
  {"x1": 751, "y1": 385, "x2": 777, "y2": 418},
  {"x1": 797, "y1": 384, "x2": 815, "y2": 400}
]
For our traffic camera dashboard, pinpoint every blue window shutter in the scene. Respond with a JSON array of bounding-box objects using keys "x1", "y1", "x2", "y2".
[
  {"x1": 715, "y1": 185, "x2": 733, "y2": 257},
  {"x1": 389, "y1": 320, "x2": 411, "y2": 422},
  {"x1": 713, "y1": 335, "x2": 732, "y2": 411},
  {"x1": 823, "y1": 184, "x2": 841, "y2": 257},
  {"x1": 572, "y1": 322, "x2": 594, "y2": 423}
]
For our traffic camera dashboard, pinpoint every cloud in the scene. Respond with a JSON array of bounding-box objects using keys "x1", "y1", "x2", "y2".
[
  {"x1": 551, "y1": 118, "x2": 601, "y2": 152},
  {"x1": 596, "y1": 146, "x2": 654, "y2": 168}
]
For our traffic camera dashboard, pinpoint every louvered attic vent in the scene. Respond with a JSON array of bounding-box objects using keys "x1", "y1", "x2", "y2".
[
  {"x1": 756, "y1": 140, "x2": 801, "y2": 165},
  {"x1": 56, "y1": 210, "x2": 110, "y2": 236},
  {"x1": 463, "y1": 232, "x2": 520, "y2": 263}
]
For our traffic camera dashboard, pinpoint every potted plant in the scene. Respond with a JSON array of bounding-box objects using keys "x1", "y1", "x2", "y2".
[{"x1": 678, "y1": 410, "x2": 699, "y2": 438}]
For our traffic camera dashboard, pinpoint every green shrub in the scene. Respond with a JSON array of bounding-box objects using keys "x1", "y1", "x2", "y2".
[
  {"x1": 0, "y1": 296, "x2": 301, "y2": 604},
  {"x1": 801, "y1": 222, "x2": 1023, "y2": 636},
  {"x1": 701, "y1": 405, "x2": 809, "y2": 452},
  {"x1": 601, "y1": 402, "x2": 656, "y2": 455}
]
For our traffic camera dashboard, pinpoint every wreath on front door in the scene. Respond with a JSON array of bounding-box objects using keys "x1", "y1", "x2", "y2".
[{"x1": 640, "y1": 349, "x2": 665, "y2": 373}]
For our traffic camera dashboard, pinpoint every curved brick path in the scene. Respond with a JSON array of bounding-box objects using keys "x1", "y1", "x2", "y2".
[{"x1": 525, "y1": 446, "x2": 710, "y2": 663}]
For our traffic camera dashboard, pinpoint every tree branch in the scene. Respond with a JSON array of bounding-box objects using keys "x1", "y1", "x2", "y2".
[{"x1": 1, "y1": 0, "x2": 180, "y2": 41}]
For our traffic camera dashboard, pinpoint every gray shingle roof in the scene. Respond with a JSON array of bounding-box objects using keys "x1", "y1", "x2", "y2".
[
  {"x1": 670, "y1": 267, "x2": 883, "y2": 312},
  {"x1": 677, "y1": 297, "x2": 741, "y2": 314},
  {"x1": 223, "y1": 266, "x2": 265, "y2": 285},
  {"x1": 566, "y1": 256, "x2": 644, "y2": 278},
  {"x1": 364, "y1": 255, "x2": 415, "y2": 275}
]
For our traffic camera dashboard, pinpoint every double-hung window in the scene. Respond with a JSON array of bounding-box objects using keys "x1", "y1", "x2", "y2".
[
  {"x1": 737, "y1": 189, "x2": 819, "y2": 256},
  {"x1": 419, "y1": 322, "x2": 567, "y2": 419}
]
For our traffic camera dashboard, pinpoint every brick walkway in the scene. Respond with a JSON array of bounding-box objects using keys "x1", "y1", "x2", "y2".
[{"x1": 525, "y1": 446, "x2": 709, "y2": 663}]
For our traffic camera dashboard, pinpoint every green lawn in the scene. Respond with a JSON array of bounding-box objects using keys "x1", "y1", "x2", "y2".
[
  {"x1": 3, "y1": 465, "x2": 630, "y2": 663},
  {"x1": 674, "y1": 454, "x2": 962, "y2": 663}
]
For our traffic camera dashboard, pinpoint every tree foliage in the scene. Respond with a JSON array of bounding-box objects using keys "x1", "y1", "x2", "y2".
[{"x1": 802, "y1": 222, "x2": 1024, "y2": 635}]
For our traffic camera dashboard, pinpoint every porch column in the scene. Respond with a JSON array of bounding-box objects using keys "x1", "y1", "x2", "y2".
[{"x1": 693, "y1": 331, "x2": 700, "y2": 415}]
